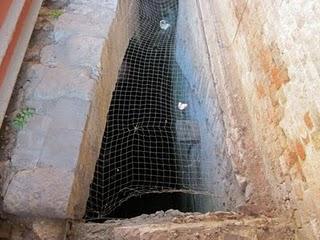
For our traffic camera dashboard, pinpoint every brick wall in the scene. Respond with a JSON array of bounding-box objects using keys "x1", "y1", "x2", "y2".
[{"x1": 177, "y1": 1, "x2": 320, "y2": 239}]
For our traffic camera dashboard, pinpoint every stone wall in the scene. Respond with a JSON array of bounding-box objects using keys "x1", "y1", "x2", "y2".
[{"x1": 177, "y1": 0, "x2": 320, "y2": 239}]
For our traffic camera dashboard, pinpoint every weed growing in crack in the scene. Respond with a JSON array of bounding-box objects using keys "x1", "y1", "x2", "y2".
[
  {"x1": 12, "y1": 108, "x2": 36, "y2": 130},
  {"x1": 49, "y1": 9, "x2": 63, "y2": 19}
]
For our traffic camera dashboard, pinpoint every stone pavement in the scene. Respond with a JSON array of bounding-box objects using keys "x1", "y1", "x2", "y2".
[{"x1": 2, "y1": 0, "x2": 135, "y2": 219}]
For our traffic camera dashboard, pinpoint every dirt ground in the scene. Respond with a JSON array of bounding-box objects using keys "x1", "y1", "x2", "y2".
[{"x1": 69, "y1": 210, "x2": 296, "y2": 240}]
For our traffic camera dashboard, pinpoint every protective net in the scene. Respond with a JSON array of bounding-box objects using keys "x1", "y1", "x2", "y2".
[{"x1": 86, "y1": 0, "x2": 219, "y2": 219}]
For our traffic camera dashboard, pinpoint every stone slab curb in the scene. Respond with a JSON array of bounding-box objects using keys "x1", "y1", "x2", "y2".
[{"x1": 3, "y1": 0, "x2": 136, "y2": 219}]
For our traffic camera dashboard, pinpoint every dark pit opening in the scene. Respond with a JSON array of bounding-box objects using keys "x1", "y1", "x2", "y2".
[{"x1": 106, "y1": 192, "x2": 215, "y2": 219}]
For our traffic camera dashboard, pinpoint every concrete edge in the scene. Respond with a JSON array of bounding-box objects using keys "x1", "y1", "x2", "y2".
[{"x1": 67, "y1": 1, "x2": 138, "y2": 218}]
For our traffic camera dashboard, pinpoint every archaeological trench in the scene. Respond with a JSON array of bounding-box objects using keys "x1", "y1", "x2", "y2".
[{"x1": 0, "y1": 0, "x2": 320, "y2": 239}]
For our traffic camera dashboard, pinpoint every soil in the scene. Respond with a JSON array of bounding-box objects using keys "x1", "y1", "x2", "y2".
[{"x1": 68, "y1": 210, "x2": 296, "y2": 240}]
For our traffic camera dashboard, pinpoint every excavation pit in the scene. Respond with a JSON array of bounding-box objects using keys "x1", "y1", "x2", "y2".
[
  {"x1": 85, "y1": 0, "x2": 244, "y2": 220},
  {"x1": 3, "y1": 0, "x2": 316, "y2": 238}
]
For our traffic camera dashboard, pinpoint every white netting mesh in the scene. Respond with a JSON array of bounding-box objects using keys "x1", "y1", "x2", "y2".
[{"x1": 86, "y1": 0, "x2": 220, "y2": 219}]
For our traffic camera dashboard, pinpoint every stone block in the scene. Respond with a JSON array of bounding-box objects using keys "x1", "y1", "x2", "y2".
[
  {"x1": 11, "y1": 148, "x2": 41, "y2": 170},
  {"x1": 15, "y1": 129, "x2": 47, "y2": 150},
  {"x1": 23, "y1": 64, "x2": 46, "y2": 95},
  {"x1": 25, "y1": 115, "x2": 52, "y2": 133},
  {"x1": 54, "y1": 11, "x2": 113, "y2": 41},
  {"x1": 63, "y1": 36, "x2": 105, "y2": 68},
  {"x1": 40, "y1": 45, "x2": 58, "y2": 67},
  {"x1": 24, "y1": 99, "x2": 57, "y2": 115},
  {"x1": 38, "y1": 128, "x2": 83, "y2": 169},
  {"x1": 33, "y1": 66, "x2": 95, "y2": 101},
  {"x1": 3, "y1": 168, "x2": 73, "y2": 218},
  {"x1": 11, "y1": 115, "x2": 52, "y2": 170},
  {"x1": 48, "y1": 97, "x2": 90, "y2": 131},
  {"x1": 41, "y1": 36, "x2": 105, "y2": 70}
]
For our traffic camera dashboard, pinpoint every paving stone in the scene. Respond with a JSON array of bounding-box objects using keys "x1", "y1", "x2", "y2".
[
  {"x1": 40, "y1": 36, "x2": 104, "y2": 77},
  {"x1": 33, "y1": 66, "x2": 95, "y2": 100},
  {"x1": 11, "y1": 116, "x2": 51, "y2": 170},
  {"x1": 11, "y1": 149, "x2": 40, "y2": 170},
  {"x1": 22, "y1": 64, "x2": 46, "y2": 97},
  {"x1": 62, "y1": 36, "x2": 105, "y2": 67},
  {"x1": 40, "y1": 44, "x2": 58, "y2": 67},
  {"x1": 38, "y1": 128, "x2": 83, "y2": 169},
  {"x1": 24, "y1": 99, "x2": 58, "y2": 115},
  {"x1": 48, "y1": 97, "x2": 90, "y2": 131},
  {"x1": 25, "y1": 115, "x2": 52, "y2": 133},
  {"x1": 16, "y1": 129, "x2": 47, "y2": 150},
  {"x1": 54, "y1": 12, "x2": 112, "y2": 40},
  {"x1": 3, "y1": 168, "x2": 73, "y2": 218}
]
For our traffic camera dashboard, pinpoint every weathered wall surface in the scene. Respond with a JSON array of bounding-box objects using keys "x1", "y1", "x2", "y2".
[
  {"x1": 177, "y1": 0, "x2": 320, "y2": 239},
  {"x1": 175, "y1": 1, "x2": 245, "y2": 212}
]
